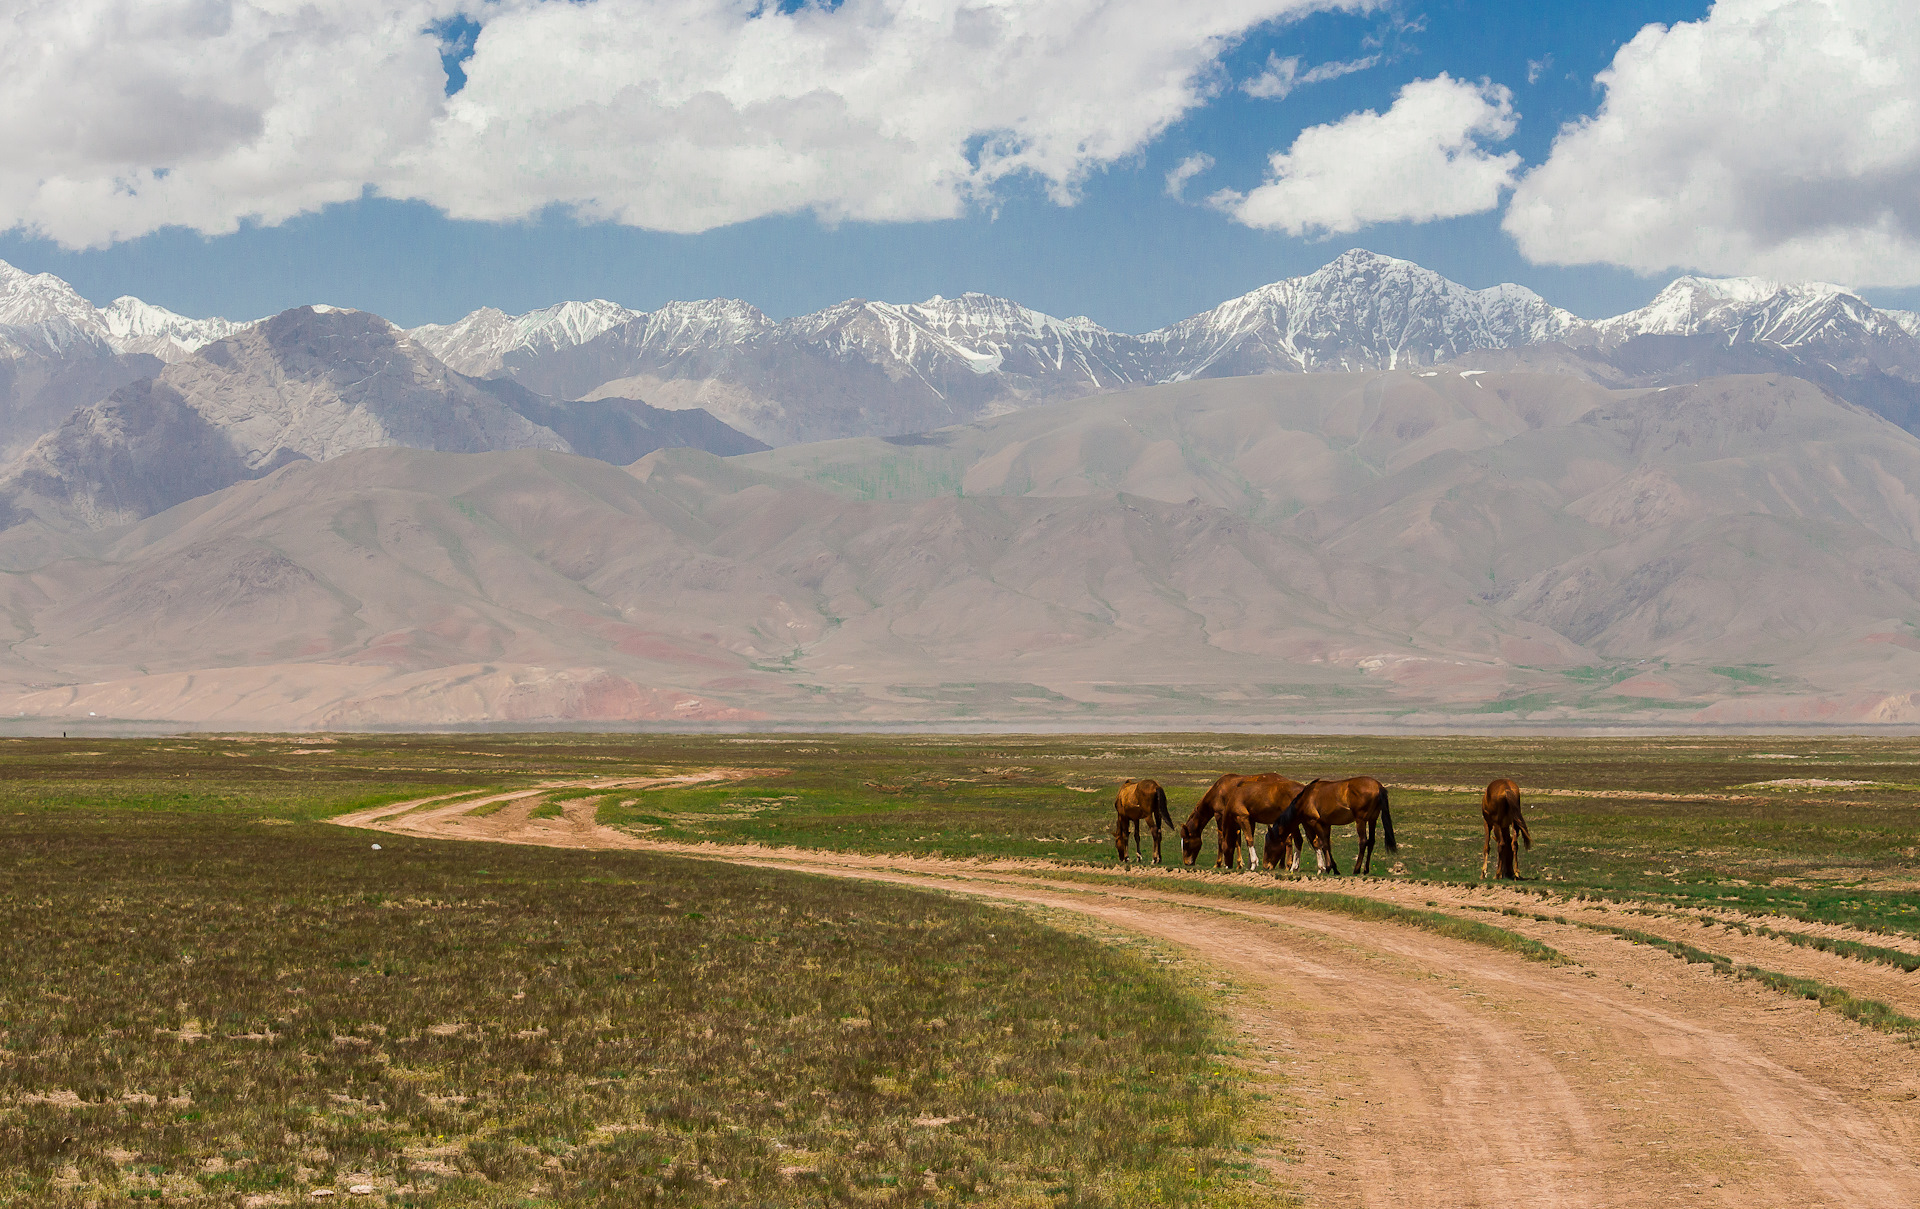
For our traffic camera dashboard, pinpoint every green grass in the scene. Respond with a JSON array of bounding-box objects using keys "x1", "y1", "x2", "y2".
[
  {"x1": 0, "y1": 811, "x2": 1270, "y2": 1206},
  {"x1": 1736, "y1": 967, "x2": 1920, "y2": 1040},
  {"x1": 1474, "y1": 904, "x2": 1920, "y2": 1041},
  {"x1": 1, "y1": 733, "x2": 1912, "y2": 935},
  {"x1": 1051, "y1": 871, "x2": 1572, "y2": 965},
  {"x1": 526, "y1": 799, "x2": 566, "y2": 820},
  {"x1": 1749, "y1": 925, "x2": 1920, "y2": 972}
]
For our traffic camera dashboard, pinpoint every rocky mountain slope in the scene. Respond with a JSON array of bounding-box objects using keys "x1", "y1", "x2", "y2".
[
  {"x1": 12, "y1": 249, "x2": 1920, "y2": 468},
  {"x1": 1, "y1": 369, "x2": 1913, "y2": 729},
  {"x1": 409, "y1": 251, "x2": 1920, "y2": 445},
  {"x1": 0, "y1": 308, "x2": 763, "y2": 531},
  {"x1": 0, "y1": 261, "x2": 253, "y2": 461}
]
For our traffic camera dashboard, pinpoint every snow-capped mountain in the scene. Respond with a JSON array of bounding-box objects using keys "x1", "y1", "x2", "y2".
[
  {"x1": 97, "y1": 297, "x2": 253, "y2": 362},
  {"x1": 0, "y1": 259, "x2": 250, "y2": 363},
  {"x1": 1143, "y1": 249, "x2": 1582, "y2": 377},
  {"x1": 12, "y1": 249, "x2": 1920, "y2": 455},
  {"x1": 413, "y1": 251, "x2": 1593, "y2": 425},
  {"x1": 409, "y1": 299, "x2": 643, "y2": 377},
  {"x1": 1589, "y1": 276, "x2": 1914, "y2": 348}
]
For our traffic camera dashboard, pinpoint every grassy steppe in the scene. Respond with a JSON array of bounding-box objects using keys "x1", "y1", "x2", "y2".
[
  {"x1": 2, "y1": 733, "x2": 1915, "y2": 934},
  {"x1": 0, "y1": 809, "x2": 1261, "y2": 1206},
  {"x1": 2, "y1": 732, "x2": 1914, "y2": 1204}
]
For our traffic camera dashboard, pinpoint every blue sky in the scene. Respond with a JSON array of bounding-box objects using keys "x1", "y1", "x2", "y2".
[{"x1": 6, "y1": 1, "x2": 1916, "y2": 330}]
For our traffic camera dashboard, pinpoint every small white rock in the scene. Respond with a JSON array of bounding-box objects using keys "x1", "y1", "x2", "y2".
[
  {"x1": 370, "y1": 844, "x2": 381, "y2": 850},
  {"x1": 349, "y1": 1186, "x2": 374, "y2": 1196}
]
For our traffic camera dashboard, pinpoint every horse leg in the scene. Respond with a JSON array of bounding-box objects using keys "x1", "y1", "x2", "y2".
[
  {"x1": 1114, "y1": 816, "x2": 1128, "y2": 864},
  {"x1": 1150, "y1": 816, "x2": 1162, "y2": 866},
  {"x1": 1357, "y1": 819, "x2": 1373, "y2": 876},
  {"x1": 1498, "y1": 821, "x2": 1516, "y2": 879},
  {"x1": 1482, "y1": 816, "x2": 1494, "y2": 879},
  {"x1": 1322, "y1": 825, "x2": 1342, "y2": 876}
]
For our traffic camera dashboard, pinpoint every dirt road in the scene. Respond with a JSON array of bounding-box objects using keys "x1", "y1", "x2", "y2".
[{"x1": 333, "y1": 780, "x2": 1920, "y2": 1208}]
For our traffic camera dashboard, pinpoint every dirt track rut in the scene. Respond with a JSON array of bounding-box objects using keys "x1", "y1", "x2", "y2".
[{"x1": 333, "y1": 779, "x2": 1920, "y2": 1208}]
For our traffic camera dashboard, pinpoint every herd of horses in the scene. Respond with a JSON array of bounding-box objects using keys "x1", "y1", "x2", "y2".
[{"x1": 1113, "y1": 773, "x2": 1533, "y2": 879}]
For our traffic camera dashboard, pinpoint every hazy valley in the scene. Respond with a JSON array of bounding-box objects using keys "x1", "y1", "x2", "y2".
[{"x1": 0, "y1": 365, "x2": 1913, "y2": 729}]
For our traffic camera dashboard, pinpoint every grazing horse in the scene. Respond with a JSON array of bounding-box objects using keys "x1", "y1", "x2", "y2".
[
  {"x1": 1482, "y1": 778, "x2": 1531, "y2": 880},
  {"x1": 1179, "y1": 773, "x2": 1305, "y2": 870},
  {"x1": 1271, "y1": 777, "x2": 1397, "y2": 875},
  {"x1": 1112, "y1": 778, "x2": 1174, "y2": 864}
]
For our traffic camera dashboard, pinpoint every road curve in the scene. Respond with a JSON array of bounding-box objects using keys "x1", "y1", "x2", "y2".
[{"x1": 333, "y1": 782, "x2": 1920, "y2": 1208}]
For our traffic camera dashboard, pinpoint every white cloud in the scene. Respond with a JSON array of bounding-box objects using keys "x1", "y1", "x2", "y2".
[
  {"x1": 1241, "y1": 51, "x2": 1380, "y2": 100},
  {"x1": 1212, "y1": 74, "x2": 1520, "y2": 236},
  {"x1": 1505, "y1": 0, "x2": 1920, "y2": 286},
  {"x1": 0, "y1": 0, "x2": 1367, "y2": 249},
  {"x1": 1164, "y1": 153, "x2": 1216, "y2": 200},
  {"x1": 1525, "y1": 54, "x2": 1552, "y2": 85}
]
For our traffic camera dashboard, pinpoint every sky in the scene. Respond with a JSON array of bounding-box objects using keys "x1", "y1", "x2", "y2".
[{"x1": 4, "y1": 0, "x2": 1918, "y2": 332}]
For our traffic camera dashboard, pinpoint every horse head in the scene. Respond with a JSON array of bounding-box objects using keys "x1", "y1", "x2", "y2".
[{"x1": 1178, "y1": 818, "x2": 1204, "y2": 866}]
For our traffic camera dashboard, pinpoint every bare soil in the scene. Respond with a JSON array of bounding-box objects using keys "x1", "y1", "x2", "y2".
[{"x1": 335, "y1": 780, "x2": 1920, "y2": 1208}]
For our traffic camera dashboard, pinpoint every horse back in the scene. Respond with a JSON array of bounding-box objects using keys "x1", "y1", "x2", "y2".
[
  {"x1": 1484, "y1": 777, "x2": 1521, "y2": 819},
  {"x1": 1116, "y1": 778, "x2": 1164, "y2": 817}
]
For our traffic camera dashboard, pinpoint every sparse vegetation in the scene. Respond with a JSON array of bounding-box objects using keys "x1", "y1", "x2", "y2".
[
  {"x1": 2, "y1": 731, "x2": 1915, "y2": 1203},
  {"x1": 0, "y1": 810, "x2": 1264, "y2": 1206}
]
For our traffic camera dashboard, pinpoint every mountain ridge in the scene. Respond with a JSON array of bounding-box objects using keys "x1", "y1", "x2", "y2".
[{"x1": 11, "y1": 250, "x2": 1920, "y2": 452}]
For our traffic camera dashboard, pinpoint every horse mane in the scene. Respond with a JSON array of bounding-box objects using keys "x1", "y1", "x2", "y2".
[{"x1": 1183, "y1": 778, "x2": 1225, "y2": 835}]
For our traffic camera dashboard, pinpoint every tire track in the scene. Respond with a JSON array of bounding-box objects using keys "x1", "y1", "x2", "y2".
[{"x1": 333, "y1": 783, "x2": 1920, "y2": 1208}]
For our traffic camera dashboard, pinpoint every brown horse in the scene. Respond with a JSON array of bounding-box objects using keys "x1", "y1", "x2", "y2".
[
  {"x1": 1178, "y1": 773, "x2": 1305, "y2": 870},
  {"x1": 1113, "y1": 778, "x2": 1174, "y2": 864},
  {"x1": 1270, "y1": 777, "x2": 1397, "y2": 875},
  {"x1": 1482, "y1": 778, "x2": 1531, "y2": 879}
]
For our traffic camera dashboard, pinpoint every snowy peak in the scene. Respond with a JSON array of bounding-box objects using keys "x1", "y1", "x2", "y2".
[
  {"x1": 1145, "y1": 248, "x2": 1580, "y2": 376},
  {"x1": 0, "y1": 260, "x2": 112, "y2": 356},
  {"x1": 0, "y1": 258, "x2": 248, "y2": 362},
  {"x1": 628, "y1": 298, "x2": 774, "y2": 355},
  {"x1": 99, "y1": 296, "x2": 252, "y2": 362},
  {"x1": 409, "y1": 298, "x2": 642, "y2": 376},
  {"x1": 1593, "y1": 276, "x2": 1911, "y2": 347}
]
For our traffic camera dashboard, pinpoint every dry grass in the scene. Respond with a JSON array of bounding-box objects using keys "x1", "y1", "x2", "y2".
[{"x1": 0, "y1": 812, "x2": 1270, "y2": 1206}]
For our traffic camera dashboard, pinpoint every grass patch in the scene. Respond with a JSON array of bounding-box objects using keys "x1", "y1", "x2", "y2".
[
  {"x1": 464, "y1": 797, "x2": 515, "y2": 818},
  {"x1": 1053, "y1": 871, "x2": 1571, "y2": 966},
  {"x1": 1737, "y1": 967, "x2": 1920, "y2": 1040},
  {"x1": 1751, "y1": 926, "x2": 1920, "y2": 972},
  {"x1": 1478, "y1": 905, "x2": 1920, "y2": 1041},
  {"x1": 0, "y1": 811, "x2": 1267, "y2": 1207},
  {"x1": 0, "y1": 732, "x2": 1913, "y2": 930},
  {"x1": 526, "y1": 798, "x2": 566, "y2": 820}
]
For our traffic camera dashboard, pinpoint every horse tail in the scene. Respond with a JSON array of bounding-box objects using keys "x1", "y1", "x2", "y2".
[
  {"x1": 1380, "y1": 785, "x2": 1398, "y2": 852},
  {"x1": 1152, "y1": 785, "x2": 1174, "y2": 830},
  {"x1": 1515, "y1": 806, "x2": 1532, "y2": 851}
]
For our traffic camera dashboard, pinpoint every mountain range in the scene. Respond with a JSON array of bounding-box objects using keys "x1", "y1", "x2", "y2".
[
  {"x1": 2, "y1": 251, "x2": 1918, "y2": 728},
  {"x1": 1, "y1": 368, "x2": 1914, "y2": 729},
  {"x1": 11, "y1": 250, "x2": 1920, "y2": 462}
]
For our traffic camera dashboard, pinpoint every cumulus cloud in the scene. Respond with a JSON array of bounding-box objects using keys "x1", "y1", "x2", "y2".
[
  {"x1": 1212, "y1": 73, "x2": 1520, "y2": 236},
  {"x1": 1164, "y1": 153, "x2": 1216, "y2": 200},
  {"x1": 1241, "y1": 51, "x2": 1379, "y2": 100},
  {"x1": 0, "y1": 0, "x2": 1365, "y2": 248},
  {"x1": 1505, "y1": 0, "x2": 1920, "y2": 286}
]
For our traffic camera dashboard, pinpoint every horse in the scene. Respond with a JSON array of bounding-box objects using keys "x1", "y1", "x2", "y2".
[
  {"x1": 1112, "y1": 778, "x2": 1174, "y2": 864},
  {"x1": 1178, "y1": 773, "x2": 1305, "y2": 871},
  {"x1": 1481, "y1": 778, "x2": 1531, "y2": 880},
  {"x1": 1270, "y1": 777, "x2": 1396, "y2": 875}
]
